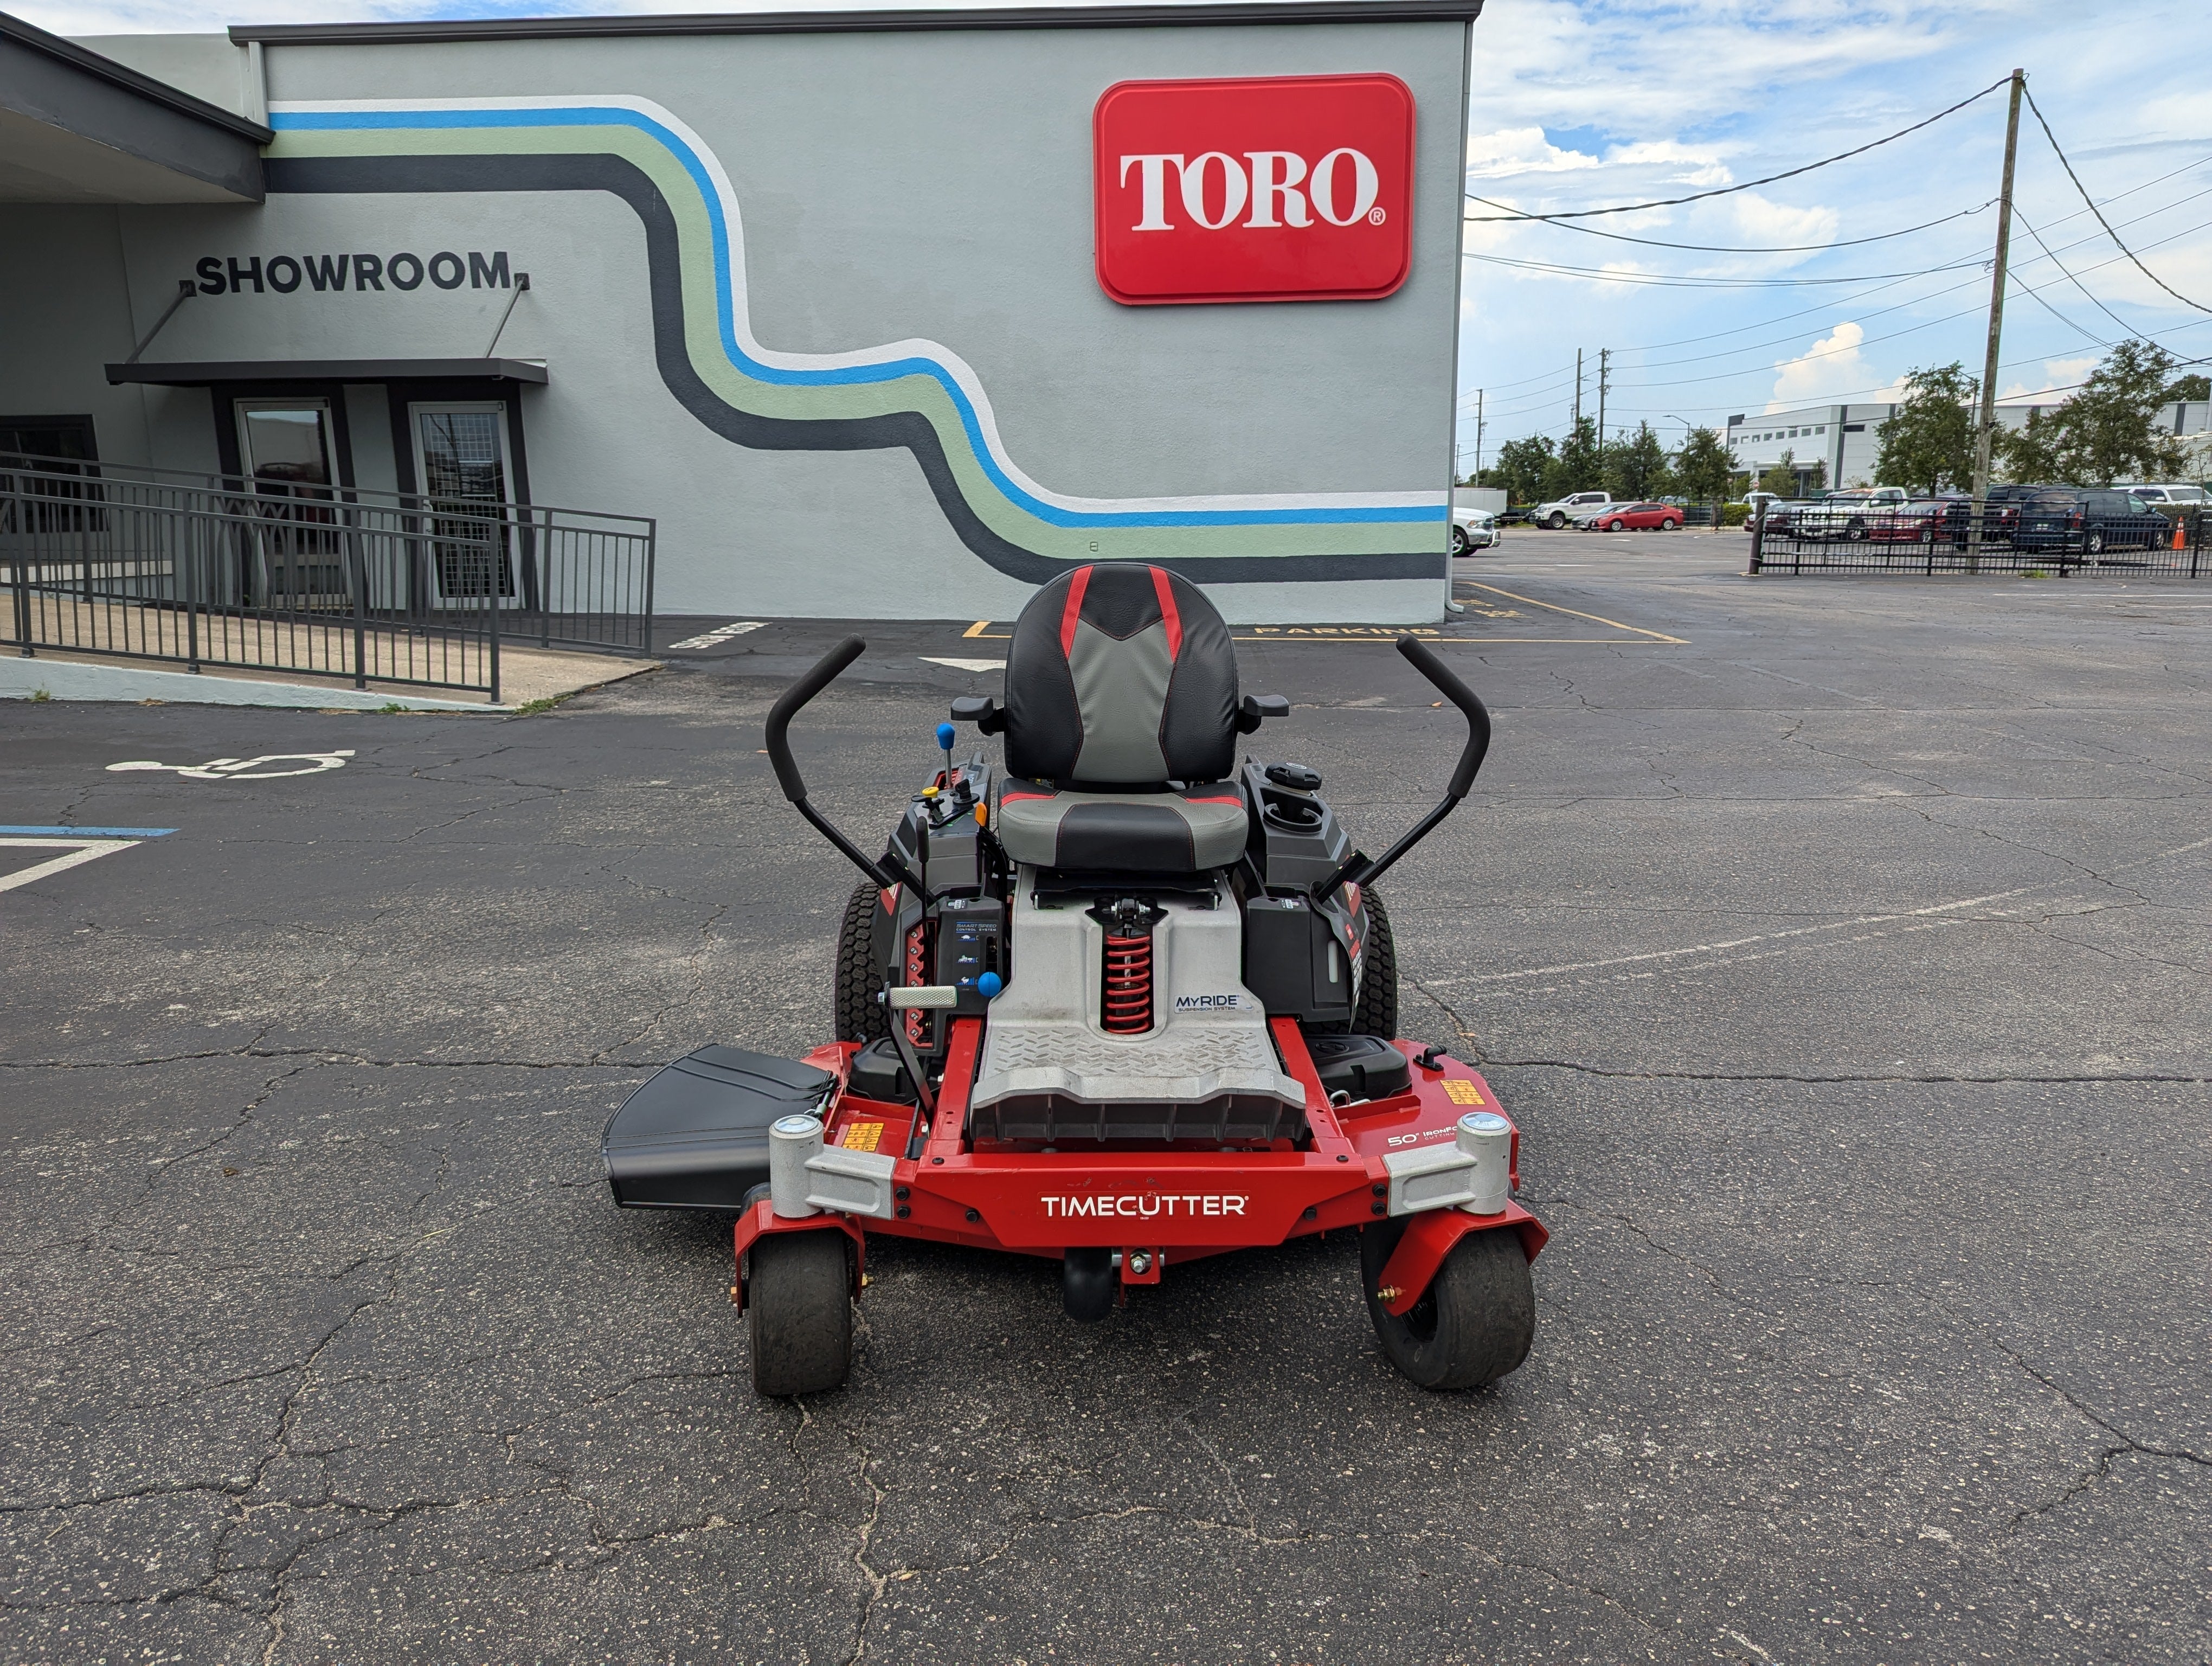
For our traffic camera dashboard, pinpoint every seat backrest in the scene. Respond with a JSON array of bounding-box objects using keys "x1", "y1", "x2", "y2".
[{"x1": 1001, "y1": 563, "x2": 1239, "y2": 786}]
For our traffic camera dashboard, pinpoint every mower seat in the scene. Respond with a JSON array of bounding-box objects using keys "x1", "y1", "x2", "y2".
[
  {"x1": 997, "y1": 781, "x2": 1248, "y2": 872},
  {"x1": 995, "y1": 563, "x2": 1246, "y2": 873}
]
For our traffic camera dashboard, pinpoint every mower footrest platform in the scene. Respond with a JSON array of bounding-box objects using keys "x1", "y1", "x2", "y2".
[{"x1": 603, "y1": 1046, "x2": 834, "y2": 1209}]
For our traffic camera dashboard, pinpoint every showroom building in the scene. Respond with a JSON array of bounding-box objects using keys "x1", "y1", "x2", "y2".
[{"x1": 0, "y1": 1, "x2": 1478, "y2": 624}]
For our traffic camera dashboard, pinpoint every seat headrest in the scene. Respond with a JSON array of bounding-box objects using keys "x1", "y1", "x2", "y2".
[{"x1": 1000, "y1": 563, "x2": 1240, "y2": 786}]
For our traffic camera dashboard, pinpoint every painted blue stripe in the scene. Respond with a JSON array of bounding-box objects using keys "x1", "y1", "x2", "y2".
[
  {"x1": 0, "y1": 826, "x2": 176, "y2": 837},
  {"x1": 272, "y1": 106, "x2": 1447, "y2": 533}
]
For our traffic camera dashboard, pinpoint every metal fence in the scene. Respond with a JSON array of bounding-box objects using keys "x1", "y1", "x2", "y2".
[
  {"x1": 1, "y1": 454, "x2": 655, "y2": 702},
  {"x1": 1749, "y1": 502, "x2": 2206, "y2": 579}
]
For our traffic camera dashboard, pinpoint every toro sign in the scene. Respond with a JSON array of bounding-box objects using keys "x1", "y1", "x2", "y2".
[{"x1": 1093, "y1": 74, "x2": 1416, "y2": 306}]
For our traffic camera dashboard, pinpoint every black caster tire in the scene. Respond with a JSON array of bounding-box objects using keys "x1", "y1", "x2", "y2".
[
  {"x1": 1349, "y1": 887, "x2": 1399, "y2": 1039},
  {"x1": 1361, "y1": 1220, "x2": 1535, "y2": 1391},
  {"x1": 749, "y1": 1231, "x2": 853, "y2": 1396},
  {"x1": 833, "y1": 879, "x2": 889, "y2": 1043},
  {"x1": 1063, "y1": 1247, "x2": 1115, "y2": 1323}
]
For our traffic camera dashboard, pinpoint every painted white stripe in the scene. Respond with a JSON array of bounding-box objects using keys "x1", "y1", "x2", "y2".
[{"x1": 0, "y1": 837, "x2": 139, "y2": 895}]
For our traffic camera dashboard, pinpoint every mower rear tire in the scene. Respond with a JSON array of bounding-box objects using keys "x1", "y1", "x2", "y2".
[
  {"x1": 1360, "y1": 1221, "x2": 1534, "y2": 1391},
  {"x1": 1351, "y1": 888, "x2": 1399, "y2": 1039},
  {"x1": 749, "y1": 1231, "x2": 853, "y2": 1396},
  {"x1": 834, "y1": 879, "x2": 890, "y2": 1044}
]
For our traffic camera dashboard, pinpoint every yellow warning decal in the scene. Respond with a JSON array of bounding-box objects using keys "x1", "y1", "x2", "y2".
[
  {"x1": 1441, "y1": 1080, "x2": 1486, "y2": 1106},
  {"x1": 840, "y1": 1121, "x2": 885, "y2": 1152}
]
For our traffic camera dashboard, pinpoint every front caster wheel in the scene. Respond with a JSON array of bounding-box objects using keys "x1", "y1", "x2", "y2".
[
  {"x1": 749, "y1": 1231, "x2": 853, "y2": 1396},
  {"x1": 1360, "y1": 1221, "x2": 1534, "y2": 1390},
  {"x1": 1063, "y1": 1247, "x2": 1115, "y2": 1323}
]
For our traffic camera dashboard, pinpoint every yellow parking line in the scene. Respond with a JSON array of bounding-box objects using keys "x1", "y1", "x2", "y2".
[{"x1": 1456, "y1": 582, "x2": 1688, "y2": 644}]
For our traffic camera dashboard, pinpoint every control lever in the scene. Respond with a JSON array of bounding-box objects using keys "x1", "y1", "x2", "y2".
[
  {"x1": 1312, "y1": 637, "x2": 1491, "y2": 904},
  {"x1": 765, "y1": 637, "x2": 933, "y2": 901}
]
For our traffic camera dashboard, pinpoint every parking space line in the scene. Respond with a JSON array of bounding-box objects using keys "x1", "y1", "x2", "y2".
[
  {"x1": 1455, "y1": 582, "x2": 1689, "y2": 644},
  {"x1": 0, "y1": 828, "x2": 172, "y2": 896}
]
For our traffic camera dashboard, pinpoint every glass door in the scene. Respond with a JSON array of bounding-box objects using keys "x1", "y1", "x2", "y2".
[
  {"x1": 410, "y1": 404, "x2": 517, "y2": 607},
  {"x1": 234, "y1": 400, "x2": 345, "y2": 608}
]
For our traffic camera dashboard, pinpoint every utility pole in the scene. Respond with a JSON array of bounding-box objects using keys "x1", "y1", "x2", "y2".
[
  {"x1": 1574, "y1": 349, "x2": 1583, "y2": 430},
  {"x1": 1969, "y1": 68, "x2": 2025, "y2": 569},
  {"x1": 1597, "y1": 348, "x2": 1611, "y2": 459},
  {"x1": 1473, "y1": 388, "x2": 1485, "y2": 481}
]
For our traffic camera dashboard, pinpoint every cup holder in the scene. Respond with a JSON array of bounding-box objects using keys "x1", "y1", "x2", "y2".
[{"x1": 1262, "y1": 797, "x2": 1323, "y2": 832}]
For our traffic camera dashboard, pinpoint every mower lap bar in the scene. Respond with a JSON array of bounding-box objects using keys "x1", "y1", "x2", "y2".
[
  {"x1": 1315, "y1": 637, "x2": 1493, "y2": 904},
  {"x1": 765, "y1": 636, "x2": 931, "y2": 901}
]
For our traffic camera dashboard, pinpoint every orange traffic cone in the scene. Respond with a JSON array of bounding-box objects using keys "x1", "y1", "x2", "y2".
[{"x1": 2175, "y1": 517, "x2": 2188, "y2": 552}]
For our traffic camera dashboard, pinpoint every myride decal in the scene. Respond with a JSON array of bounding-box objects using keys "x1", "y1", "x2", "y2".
[{"x1": 1093, "y1": 74, "x2": 1416, "y2": 306}]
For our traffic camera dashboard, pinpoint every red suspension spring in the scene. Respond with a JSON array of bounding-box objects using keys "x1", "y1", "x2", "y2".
[
  {"x1": 1101, "y1": 933, "x2": 1155, "y2": 1034},
  {"x1": 904, "y1": 923, "x2": 930, "y2": 1047}
]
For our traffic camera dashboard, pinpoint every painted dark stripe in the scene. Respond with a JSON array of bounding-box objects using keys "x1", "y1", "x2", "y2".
[{"x1": 266, "y1": 152, "x2": 1443, "y2": 586}]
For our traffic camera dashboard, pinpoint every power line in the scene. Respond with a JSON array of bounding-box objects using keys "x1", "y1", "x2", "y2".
[
  {"x1": 1464, "y1": 77, "x2": 2012, "y2": 223},
  {"x1": 1464, "y1": 249, "x2": 1989, "y2": 289},
  {"x1": 1463, "y1": 196, "x2": 1996, "y2": 255},
  {"x1": 2011, "y1": 207, "x2": 2141, "y2": 343},
  {"x1": 2023, "y1": 86, "x2": 2212, "y2": 315}
]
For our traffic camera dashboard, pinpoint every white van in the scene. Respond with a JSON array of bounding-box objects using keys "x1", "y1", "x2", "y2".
[{"x1": 2125, "y1": 484, "x2": 2205, "y2": 505}]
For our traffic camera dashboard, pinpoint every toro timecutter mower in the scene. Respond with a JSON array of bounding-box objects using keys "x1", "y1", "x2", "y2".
[{"x1": 602, "y1": 563, "x2": 1546, "y2": 1393}]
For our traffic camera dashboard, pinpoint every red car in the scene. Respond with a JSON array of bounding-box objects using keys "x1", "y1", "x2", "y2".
[
  {"x1": 1866, "y1": 498, "x2": 1958, "y2": 543},
  {"x1": 1583, "y1": 501, "x2": 1683, "y2": 531}
]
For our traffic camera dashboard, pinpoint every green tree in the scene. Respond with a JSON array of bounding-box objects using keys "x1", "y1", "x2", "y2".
[
  {"x1": 1674, "y1": 426, "x2": 1735, "y2": 501},
  {"x1": 1602, "y1": 421, "x2": 1673, "y2": 499},
  {"x1": 1758, "y1": 450, "x2": 1801, "y2": 498},
  {"x1": 1876, "y1": 361, "x2": 1978, "y2": 494},
  {"x1": 2165, "y1": 372, "x2": 2209, "y2": 402},
  {"x1": 1993, "y1": 408, "x2": 2065, "y2": 484},
  {"x1": 1481, "y1": 434, "x2": 1554, "y2": 505},
  {"x1": 1540, "y1": 417, "x2": 1602, "y2": 499},
  {"x1": 1995, "y1": 340, "x2": 2187, "y2": 485}
]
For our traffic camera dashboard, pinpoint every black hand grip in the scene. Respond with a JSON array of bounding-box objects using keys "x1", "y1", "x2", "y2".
[
  {"x1": 1396, "y1": 635, "x2": 1490, "y2": 798},
  {"x1": 766, "y1": 636, "x2": 864, "y2": 804}
]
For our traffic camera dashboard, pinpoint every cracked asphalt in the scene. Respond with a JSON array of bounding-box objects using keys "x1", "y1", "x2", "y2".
[{"x1": 2, "y1": 535, "x2": 2207, "y2": 1665}]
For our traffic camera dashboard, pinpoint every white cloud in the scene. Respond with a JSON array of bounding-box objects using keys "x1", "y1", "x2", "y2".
[
  {"x1": 1766, "y1": 322, "x2": 1904, "y2": 410},
  {"x1": 1726, "y1": 192, "x2": 1841, "y2": 249},
  {"x1": 1465, "y1": 127, "x2": 1602, "y2": 180}
]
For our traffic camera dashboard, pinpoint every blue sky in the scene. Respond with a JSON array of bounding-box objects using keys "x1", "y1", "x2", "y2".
[
  {"x1": 1454, "y1": 0, "x2": 2212, "y2": 470},
  {"x1": 30, "y1": 0, "x2": 2212, "y2": 473}
]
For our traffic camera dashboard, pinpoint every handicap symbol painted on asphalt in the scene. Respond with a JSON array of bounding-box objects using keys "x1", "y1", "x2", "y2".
[{"x1": 107, "y1": 751, "x2": 355, "y2": 781}]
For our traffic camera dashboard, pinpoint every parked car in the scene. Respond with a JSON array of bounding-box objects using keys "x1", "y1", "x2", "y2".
[
  {"x1": 2124, "y1": 483, "x2": 2205, "y2": 507},
  {"x1": 2012, "y1": 488, "x2": 2175, "y2": 558},
  {"x1": 1749, "y1": 498, "x2": 1819, "y2": 536},
  {"x1": 1864, "y1": 498, "x2": 1959, "y2": 543},
  {"x1": 1533, "y1": 490, "x2": 1613, "y2": 529},
  {"x1": 1795, "y1": 486, "x2": 1911, "y2": 541},
  {"x1": 1936, "y1": 482, "x2": 2046, "y2": 546},
  {"x1": 1581, "y1": 501, "x2": 1684, "y2": 531},
  {"x1": 1451, "y1": 507, "x2": 1498, "y2": 555}
]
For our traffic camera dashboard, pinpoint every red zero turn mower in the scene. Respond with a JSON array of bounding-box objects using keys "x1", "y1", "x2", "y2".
[{"x1": 602, "y1": 565, "x2": 1546, "y2": 1394}]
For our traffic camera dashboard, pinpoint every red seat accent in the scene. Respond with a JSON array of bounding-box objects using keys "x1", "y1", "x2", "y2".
[
  {"x1": 1059, "y1": 565, "x2": 1094, "y2": 658},
  {"x1": 1149, "y1": 565, "x2": 1183, "y2": 659}
]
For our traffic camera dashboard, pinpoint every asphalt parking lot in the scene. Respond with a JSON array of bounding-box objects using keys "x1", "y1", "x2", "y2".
[{"x1": 3, "y1": 532, "x2": 2207, "y2": 1665}]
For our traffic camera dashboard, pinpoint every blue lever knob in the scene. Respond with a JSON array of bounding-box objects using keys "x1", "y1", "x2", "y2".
[
  {"x1": 977, "y1": 971, "x2": 1002, "y2": 998},
  {"x1": 935, "y1": 722, "x2": 957, "y2": 751}
]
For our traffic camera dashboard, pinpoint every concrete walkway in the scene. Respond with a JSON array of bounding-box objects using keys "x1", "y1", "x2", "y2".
[{"x1": 0, "y1": 643, "x2": 659, "y2": 710}]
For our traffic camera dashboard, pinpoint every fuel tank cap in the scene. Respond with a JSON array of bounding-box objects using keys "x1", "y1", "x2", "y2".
[{"x1": 1264, "y1": 762, "x2": 1322, "y2": 791}]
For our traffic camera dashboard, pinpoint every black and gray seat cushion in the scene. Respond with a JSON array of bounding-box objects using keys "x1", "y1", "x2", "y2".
[
  {"x1": 1001, "y1": 562, "x2": 1240, "y2": 787},
  {"x1": 997, "y1": 781, "x2": 1249, "y2": 872},
  {"x1": 994, "y1": 563, "x2": 1249, "y2": 873}
]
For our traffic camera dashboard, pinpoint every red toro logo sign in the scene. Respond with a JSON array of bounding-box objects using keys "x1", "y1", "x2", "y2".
[{"x1": 1093, "y1": 74, "x2": 1416, "y2": 306}]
